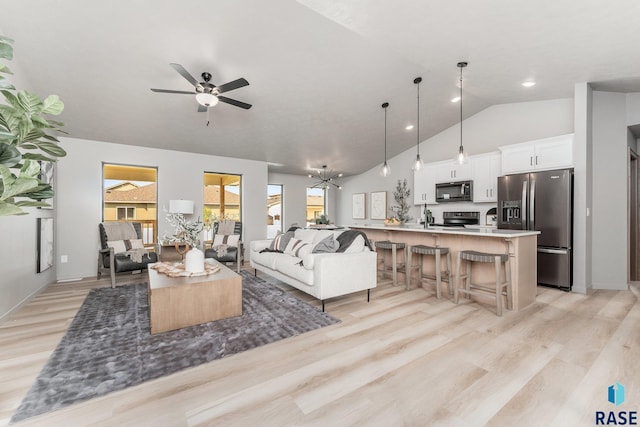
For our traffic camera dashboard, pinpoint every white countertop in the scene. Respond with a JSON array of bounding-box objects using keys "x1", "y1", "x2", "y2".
[{"x1": 348, "y1": 224, "x2": 540, "y2": 238}]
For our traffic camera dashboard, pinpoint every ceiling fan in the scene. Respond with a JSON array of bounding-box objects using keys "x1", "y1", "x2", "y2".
[{"x1": 150, "y1": 63, "x2": 252, "y2": 112}]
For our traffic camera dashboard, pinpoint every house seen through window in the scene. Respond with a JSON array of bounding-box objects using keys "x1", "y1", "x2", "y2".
[{"x1": 102, "y1": 163, "x2": 157, "y2": 246}]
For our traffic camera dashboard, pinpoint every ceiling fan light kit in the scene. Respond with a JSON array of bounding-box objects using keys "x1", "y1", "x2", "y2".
[
  {"x1": 412, "y1": 76, "x2": 424, "y2": 171},
  {"x1": 380, "y1": 102, "x2": 391, "y2": 177},
  {"x1": 456, "y1": 61, "x2": 468, "y2": 165},
  {"x1": 150, "y1": 63, "x2": 252, "y2": 113}
]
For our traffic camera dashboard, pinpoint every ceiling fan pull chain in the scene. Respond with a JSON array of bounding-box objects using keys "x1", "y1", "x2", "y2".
[{"x1": 206, "y1": 107, "x2": 211, "y2": 127}]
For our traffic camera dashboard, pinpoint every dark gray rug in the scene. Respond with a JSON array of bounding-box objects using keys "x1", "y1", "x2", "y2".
[{"x1": 11, "y1": 271, "x2": 339, "y2": 423}]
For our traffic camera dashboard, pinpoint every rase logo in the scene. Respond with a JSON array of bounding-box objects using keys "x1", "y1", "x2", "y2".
[{"x1": 596, "y1": 382, "x2": 637, "y2": 425}]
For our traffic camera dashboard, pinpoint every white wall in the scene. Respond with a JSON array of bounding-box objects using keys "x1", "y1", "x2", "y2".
[
  {"x1": 268, "y1": 172, "x2": 337, "y2": 229},
  {"x1": 0, "y1": 28, "x2": 57, "y2": 322},
  {"x1": 572, "y1": 83, "x2": 593, "y2": 294},
  {"x1": 336, "y1": 98, "x2": 575, "y2": 226},
  {"x1": 591, "y1": 92, "x2": 629, "y2": 290},
  {"x1": 56, "y1": 138, "x2": 268, "y2": 281}
]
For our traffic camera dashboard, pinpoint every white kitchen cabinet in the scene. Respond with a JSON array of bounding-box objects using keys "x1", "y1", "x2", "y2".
[
  {"x1": 434, "y1": 160, "x2": 472, "y2": 182},
  {"x1": 413, "y1": 163, "x2": 437, "y2": 205},
  {"x1": 472, "y1": 152, "x2": 501, "y2": 202},
  {"x1": 500, "y1": 134, "x2": 573, "y2": 174}
]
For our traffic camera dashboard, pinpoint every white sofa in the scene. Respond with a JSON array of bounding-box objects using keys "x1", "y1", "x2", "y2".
[{"x1": 250, "y1": 228, "x2": 377, "y2": 310}]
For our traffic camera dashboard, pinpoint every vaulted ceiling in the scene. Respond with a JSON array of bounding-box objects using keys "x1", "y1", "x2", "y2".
[{"x1": 2, "y1": 0, "x2": 639, "y2": 176}]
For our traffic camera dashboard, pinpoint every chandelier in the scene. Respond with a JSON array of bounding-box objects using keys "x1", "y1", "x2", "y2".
[{"x1": 308, "y1": 165, "x2": 343, "y2": 190}]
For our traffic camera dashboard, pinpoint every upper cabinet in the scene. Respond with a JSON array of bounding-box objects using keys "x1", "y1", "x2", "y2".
[
  {"x1": 472, "y1": 152, "x2": 501, "y2": 202},
  {"x1": 500, "y1": 134, "x2": 573, "y2": 175},
  {"x1": 434, "y1": 160, "x2": 472, "y2": 182},
  {"x1": 414, "y1": 163, "x2": 437, "y2": 205}
]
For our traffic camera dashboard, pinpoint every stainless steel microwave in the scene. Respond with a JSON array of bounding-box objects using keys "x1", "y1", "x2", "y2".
[{"x1": 435, "y1": 180, "x2": 473, "y2": 203}]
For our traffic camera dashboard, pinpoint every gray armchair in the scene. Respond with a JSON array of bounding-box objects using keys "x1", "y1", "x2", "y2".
[
  {"x1": 97, "y1": 222, "x2": 158, "y2": 288},
  {"x1": 204, "y1": 221, "x2": 243, "y2": 272}
]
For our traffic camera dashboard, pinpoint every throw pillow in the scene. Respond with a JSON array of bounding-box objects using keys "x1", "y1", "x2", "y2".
[
  {"x1": 342, "y1": 235, "x2": 365, "y2": 253},
  {"x1": 213, "y1": 234, "x2": 240, "y2": 247},
  {"x1": 312, "y1": 234, "x2": 339, "y2": 253},
  {"x1": 107, "y1": 240, "x2": 127, "y2": 254},
  {"x1": 270, "y1": 230, "x2": 294, "y2": 251},
  {"x1": 284, "y1": 238, "x2": 312, "y2": 257},
  {"x1": 294, "y1": 228, "x2": 317, "y2": 243},
  {"x1": 128, "y1": 239, "x2": 145, "y2": 250}
]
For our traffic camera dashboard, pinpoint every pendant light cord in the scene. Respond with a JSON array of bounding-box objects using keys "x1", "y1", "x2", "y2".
[
  {"x1": 416, "y1": 80, "x2": 420, "y2": 156},
  {"x1": 384, "y1": 104, "x2": 388, "y2": 162},
  {"x1": 459, "y1": 66, "x2": 463, "y2": 150}
]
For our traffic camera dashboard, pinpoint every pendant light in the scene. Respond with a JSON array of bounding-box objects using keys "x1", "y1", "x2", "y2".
[
  {"x1": 412, "y1": 77, "x2": 424, "y2": 171},
  {"x1": 380, "y1": 102, "x2": 391, "y2": 177},
  {"x1": 456, "y1": 61, "x2": 468, "y2": 164}
]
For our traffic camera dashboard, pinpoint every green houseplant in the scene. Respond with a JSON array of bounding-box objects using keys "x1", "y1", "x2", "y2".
[{"x1": 0, "y1": 35, "x2": 67, "y2": 216}]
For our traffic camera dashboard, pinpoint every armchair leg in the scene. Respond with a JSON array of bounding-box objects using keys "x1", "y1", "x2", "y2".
[
  {"x1": 321, "y1": 300, "x2": 325, "y2": 312},
  {"x1": 109, "y1": 252, "x2": 116, "y2": 289},
  {"x1": 97, "y1": 253, "x2": 102, "y2": 280},
  {"x1": 367, "y1": 289, "x2": 370, "y2": 302}
]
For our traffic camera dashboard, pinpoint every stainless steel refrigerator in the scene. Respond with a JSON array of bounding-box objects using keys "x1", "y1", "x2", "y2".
[{"x1": 497, "y1": 168, "x2": 573, "y2": 290}]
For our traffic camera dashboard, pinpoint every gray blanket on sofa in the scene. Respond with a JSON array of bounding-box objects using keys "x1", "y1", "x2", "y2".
[{"x1": 336, "y1": 230, "x2": 373, "y2": 253}]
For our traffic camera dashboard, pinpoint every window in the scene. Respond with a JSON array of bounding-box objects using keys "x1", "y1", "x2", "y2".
[
  {"x1": 306, "y1": 187, "x2": 326, "y2": 226},
  {"x1": 116, "y1": 207, "x2": 135, "y2": 220},
  {"x1": 267, "y1": 184, "x2": 283, "y2": 238},
  {"x1": 103, "y1": 163, "x2": 157, "y2": 246},
  {"x1": 204, "y1": 172, "x2": 242, "y2": 241}
]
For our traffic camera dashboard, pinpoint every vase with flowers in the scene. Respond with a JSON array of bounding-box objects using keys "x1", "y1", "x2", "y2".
[{"x1": 163, "y1": 210, "x2": 205, "y2": 272}]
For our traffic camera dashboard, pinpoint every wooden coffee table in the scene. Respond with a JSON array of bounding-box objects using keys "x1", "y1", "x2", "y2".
[{"x1": 147, "y1": 259, "x2": 242, "y2": 334}]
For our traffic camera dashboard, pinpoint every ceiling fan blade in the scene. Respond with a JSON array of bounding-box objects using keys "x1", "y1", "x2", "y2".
[
  {"x1": 218, "y1": 96, "x2": 252, "y2": 110},
  {"x1": 169, "y1": 63, "x2": 199, "y2": 87},
  {"x1": 216, "y1": 78, "x2": 249, "y2": 94},
  {"x1": 197, "y1": 104, "x2": 207, "y2": 113},
  {"x1": 150, "y1": 88, "x2": 196, "y2": 94}
]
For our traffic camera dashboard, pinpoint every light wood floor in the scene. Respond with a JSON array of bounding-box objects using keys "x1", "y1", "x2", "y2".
[{"x1": 1, "y1": 270, "x2": 638, "y2": 426}]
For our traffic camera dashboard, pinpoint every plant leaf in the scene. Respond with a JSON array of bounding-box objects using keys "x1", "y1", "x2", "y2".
[
  {"x1": 15, "y1": 200, "x2": 50, "y2": 208},
  {"x1": 0, "y1": 63, "x2": 12, "y2": 75},
  {"x1": 1, "y1": 90, "x2": 21, "y2": 110},
  {"x1": 0, "y1": 41, "x2": 13, "y2": 61},
  {"x1": 31, "y1": 140, "x2": 67, "y2": 157},
  {"x1": 20, "y1": 159, "x2": 40, "y2": 178},
  {"x1": 22, "y1": 152, "x2": 57, "y2": 163},
  {"x1": 0, "y1": 201, "x2": 25, "y2": 216},
  {"x1": 23, "y1": 183, "x2": 53, "y2": 199},
  {"x1": 0, "y1": 142, "x2": 20, "y2": 167},
  {"x1": 0, "y1": 80, "x2": 15, "y2": 90},
  {"x1": 17, "y1": 91, "x2": 43, "y2": 115},
  {"x1": 42, "y1": 95, "x2": 64, "y2": 115},
  {"x1": 23, "y1": 128, "x2": 45, "y2": 142}
]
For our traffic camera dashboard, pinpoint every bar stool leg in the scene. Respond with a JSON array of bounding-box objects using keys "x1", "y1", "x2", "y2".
[
  {"x1": 465, "y1": 258, "x2": 471, "y2": 299},
  {"x1": 454, "y1": 252, "x2": 461, "y2": 304},
  {"x1": 446, "y1": 251, "x2": 453, "y2": 298},
  {"x1": 405, "y1": 247, "x2": 411, "y2": 290},
  {"x1": 505, "y1": 258, "x2": 513, "y2": 310},
  {"x1": 495, "y1": 257, "x2": 503, "y2": 316},
  {"x1": 391, "y1": 244, "x2": 398, "y2": 286},
  {"x1": 435, "y1": 249, "x2": 442, "y2": 299}
]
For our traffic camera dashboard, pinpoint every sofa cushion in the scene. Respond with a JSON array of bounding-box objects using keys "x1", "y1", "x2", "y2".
[
  {"x1": 251, "y1": 251, "x2": 281, "y2": 269},
  {"x1": 275, "y1": 256, "x2": 314, "y2": 286},
  {"x1": 294, "y1": 228, "x2": 317, "y2": 243},
  {"x1": 283, "y1": 238, "x2": 312, "y2": 258},
  {"x1": 312, "y1": 234, "x2": 339, "y2": 253},
  {"x1": 310, "y1": 230, "x2": 334, "y2": 244}
]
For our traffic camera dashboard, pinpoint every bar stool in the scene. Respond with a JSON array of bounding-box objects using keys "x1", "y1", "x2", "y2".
[
  {"x1": 375, "y1": 240, "x2": 408, "y2": 288},
  {"x1": 454, "y1": 250, "x2": 512, "y2": 316},
  {"x1": 408, "y1": 245, "x2": 452, "y2": 299}
]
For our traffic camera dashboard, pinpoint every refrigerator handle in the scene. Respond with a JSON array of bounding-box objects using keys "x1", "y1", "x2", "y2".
[
  {"x1": 530, "y1": 179, "x2": 536, "y2": 230},
  {"x1": 521, "y1": 180, "x2": 527, "y2": 227}
]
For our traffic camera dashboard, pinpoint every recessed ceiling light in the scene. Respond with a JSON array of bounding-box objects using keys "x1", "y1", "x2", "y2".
[
  {"x1": 405, "y1": 124, "x2": 414, "y2": 131},
  {"x1": 451, "y1": 96, "x2": 461, "y2": 103},
  {"x1": 522, "y1": 81, "x2": 536, "y2": 88}
]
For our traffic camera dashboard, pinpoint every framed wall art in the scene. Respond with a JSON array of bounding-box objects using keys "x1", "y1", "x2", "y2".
[
  {"x1": 37, "y1": 217, "x2": 54, "y2": 273},
  {"x1": 352, "y1": 193, "x2": 365, "y2": 219},
  {"x1": 38, "y1": 160, "x2": 54, "y2": 209},
  {"x1": 370, "y1": 191, "x2": 387, "y2": 220}
]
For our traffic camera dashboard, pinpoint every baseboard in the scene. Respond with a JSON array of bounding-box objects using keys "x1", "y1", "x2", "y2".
[{"x1": 0, "y1": 281, "x2": 49, "y2": 325}]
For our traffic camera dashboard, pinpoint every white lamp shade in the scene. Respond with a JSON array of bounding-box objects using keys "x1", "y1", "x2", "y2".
[
  {"x1": 195, "y1": 92, "x2": 219, "y2": 107},
  {"x1": 169, "y1": 199, "x2": 194, "y2": 214}
]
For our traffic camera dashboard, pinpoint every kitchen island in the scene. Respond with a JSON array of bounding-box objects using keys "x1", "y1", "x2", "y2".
[{"x1": 349, "y1": 225, "x2": 540, "y2": 311}]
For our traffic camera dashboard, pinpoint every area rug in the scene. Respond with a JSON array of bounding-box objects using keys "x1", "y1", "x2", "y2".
[{"x1": 11, "y1": 271, "x2": 339, "y2": 423}]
